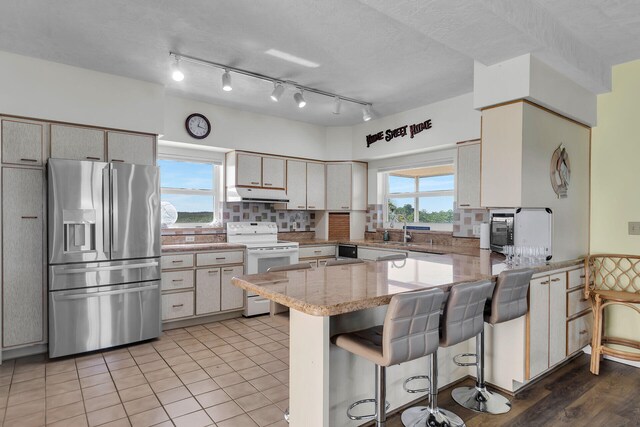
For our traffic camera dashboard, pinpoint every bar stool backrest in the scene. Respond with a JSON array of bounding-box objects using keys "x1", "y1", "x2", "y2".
[
  {"x1": 440, "y1": 280, "x2": 494, "y2": 347},
  {"x1": 325, "y1": 258, "x2": 365, "y2": 266},
  {"x1": 381, "y1": 288, "x2": 445, "y2": 366},
  {"x1": 267, "y1": 262, "x2": 312, "y2": 272},
  {"x1": 486, "y1": 268, "x2": 534, "y2": 325}
]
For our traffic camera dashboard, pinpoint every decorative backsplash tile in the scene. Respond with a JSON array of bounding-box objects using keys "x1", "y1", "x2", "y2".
[
  {"x1": 222, "y1": 202, "x2": 315, "y2": 232},
  {"x1": 453, "y1": 204, "x2": 489, "y2": 238},
  {"x1": 366, "y1": 204, "x2": 384, "y2": 232}
]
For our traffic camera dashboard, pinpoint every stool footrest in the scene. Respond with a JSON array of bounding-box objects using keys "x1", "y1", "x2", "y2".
[
  {"x1": 346, "y1": 398, "x2": 391, "y2": 420},
  {"x1": 403, "y1": 375, "x2": 431, "y2": 394},
  {"x1": 453, "y1": 352, "x2": 478, "y2": 367}
]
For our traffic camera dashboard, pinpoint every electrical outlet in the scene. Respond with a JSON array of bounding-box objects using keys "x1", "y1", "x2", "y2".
[
  {"x1": 185, "y1": 235, "x2": 195, "y2": 242},
  {"x1": 629, "y1": 222, "x2": 640, "y2": 235},
  {"x1": 473, "y1": 224, "x2": 481, "y2": 236}
]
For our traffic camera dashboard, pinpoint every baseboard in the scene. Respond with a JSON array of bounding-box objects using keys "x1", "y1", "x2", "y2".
[
  {"x1": 583, "y1": 345, "x2": 640, "y2": 369},
  {"x1": 2, "y1": 344, "x2": 48, "y2": 361},
  {"x1": 162, "y1": 310, "x2": 243, "y2": 330}
]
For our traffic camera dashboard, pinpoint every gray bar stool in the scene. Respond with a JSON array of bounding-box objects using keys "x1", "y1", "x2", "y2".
[
  {"x1": 325, "y1": 258, "x2": 365, "y2": 266},
  {"x1": 401, "y1": 280, "x2": 495, "y2": 427},
  {"x1": 451, "y1": 269, "x2": 533, "y2": 414},
  {"x1": 332, "y1": 288, "x2": 445, "y2": 427},
  {"x1": 377, "y1": 253, "x2": 408, "y2": 261}
]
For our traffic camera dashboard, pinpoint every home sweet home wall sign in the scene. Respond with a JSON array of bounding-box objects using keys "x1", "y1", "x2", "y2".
[{"x1": 366, "y1": 118, "x2": 433, "y2": 147}]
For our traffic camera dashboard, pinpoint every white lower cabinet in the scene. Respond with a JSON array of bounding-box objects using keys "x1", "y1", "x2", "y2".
[
  {"x1": 161, "y1": 250, "x2": 244, "y2": 323},
  {"x1": 298, "y1": 245, "x2": 337, "y2": 269}
]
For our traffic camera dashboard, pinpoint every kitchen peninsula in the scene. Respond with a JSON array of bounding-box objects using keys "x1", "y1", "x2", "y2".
[{"x1": 232, "y1": 255, "x2": 585, "y2": 427}]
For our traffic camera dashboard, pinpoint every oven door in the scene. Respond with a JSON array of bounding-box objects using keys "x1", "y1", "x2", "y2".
[{"x1": 246, "y1": 247, "x2": 299, "y2": 275}]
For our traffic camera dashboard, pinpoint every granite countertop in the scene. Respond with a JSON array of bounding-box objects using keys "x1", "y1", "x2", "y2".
[
  {"x1": 290, "y1": 239, "x2": 340, "y2": 246},
  {"x1": 346, "y1": 240, "x2": 481, "y2": 256},
  {"x1": 231, "y1": 255, "x2": 584, "y2": 317},
  {"x1": 162, "y1": 243, "x2": 246, "y2": 253}
]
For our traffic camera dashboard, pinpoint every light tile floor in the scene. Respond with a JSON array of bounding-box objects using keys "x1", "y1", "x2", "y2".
[{"x1": 0, "y1": 315, "x2": 290, "y2": 427}]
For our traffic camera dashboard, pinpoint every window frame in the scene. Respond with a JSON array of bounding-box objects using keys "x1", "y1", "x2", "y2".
[
  {"x1": 158, "y1": 155, "x2": 222, "y2": 228},
  {"x1": 383, "y1": 167, "x2": 455, "y2": 231}
]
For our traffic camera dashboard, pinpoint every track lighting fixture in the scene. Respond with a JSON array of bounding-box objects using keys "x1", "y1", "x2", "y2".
[
  {"x1": 333, "y1": 97, "x2": 341, "y2": 115},
  {"x1": 294, "y1": 90, "x2": 306, "y2": 108},
  {"x1": 171, "y1": 57, "x2": 184, "y2": 82},
  {"x1": 169, "y1": 51, "x2": 372, "y2": 119},
  {"x1": 222, "y1": 69, "x2": 232, "y2": 91},
  {"x1": 270, "y1": 83, "x2": 285, "y2": 102},
  {"x1": 362, "y1": 104, "x2": 373, "y2": 122}
]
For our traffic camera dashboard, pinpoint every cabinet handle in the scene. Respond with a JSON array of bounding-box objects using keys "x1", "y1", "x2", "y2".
[
  {"x1": 459, "y1": 204, "x2": 470, "y2": 207},
  {"x1": 314, "y1": 250, "x2": 322, "y2": 254},
  {"x1": 171, "y1": 279, "x2": 183, "y2": 282},
  {"x1": 222, "y1": 269, "x2": 234, "y2": 272},
  {"x1": 579, "y1": 330, "x2": 588, "y2": 335},
  {"x1": 298, "y1": 205, "x2": 305, "y2": 209},
  {"x1": 172, "y1": 260, "x2": 184, "y2": 264},
  {"x1": 540, "y1": 280, "x2": 550, "y2": 284},
  {"x1": 86, "y1": 156, "x2": 101, "y2": 161},
  {"x1": 250, "y1": 181, "x2": 260, "y2": 185},
  {"x1": 20, "y1": 158, "x2": 38, "y2": 162},
  {"x1": 580, "y1": 275, "x2": 585, "y2": 278},
  {"x1": 264, "y1": 183, "x2": 273, "y2": 186},
  {"x1": 21, "y1": 216, "x2": 38, "y2": 219},
  {"x1": 308, "y1": 206, "x2": 315, "y2": 209},
  {"x1": 551, "y1": 278, "x2": 561, "y2": 282},
  {"x1": 215, "y1": 257, "x2": 226, "y2": 260},
  {"x1": 172, "y1": 304, "x2": 184, "y2": 308},
  {"x1": 111, "y1": 159, "x2": 125, "y2": 163},
  {"x1": 342, "y1": 206, "x2": 349, "y2": 209},
  {"x1": 208, "y1": 270, "x2": 219, "y2": 273}
]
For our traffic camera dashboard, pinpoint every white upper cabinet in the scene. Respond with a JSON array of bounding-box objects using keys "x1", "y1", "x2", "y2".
[
  {"x1": 326, "y1": 163, "x2": 352, "y2": 211},
  {"x1": 236, "y1": 153, "x2": 262, "y2": 187},
  {"x1": 286, "y1": 160, "x2": 307, "y2": 210},
  {"x1": 351, "y1": 162, "x2": 367, "y2": 211},
  {"x1": 306, "y1": 162, "x2": 326, "y2": 210},
  {"x1": 50, "y1": 124, "x2": 105, "y2": 162},
  {"x1": 107, "y1": 131, "x2": 155, "y2": 165},
  {"x1": 457, "y1": 141, "x2": 481, "y2": 209},
  {"x1": 1, "y1": 118, "x2": 45, "y2": 166},
  {"x1": 262, "y1": 156, "x2": 285, "y2": 189}
]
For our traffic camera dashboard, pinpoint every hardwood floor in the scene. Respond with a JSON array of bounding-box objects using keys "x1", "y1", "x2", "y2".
[{"x1": 383, "y1": 354, "x2": 640, "y2": 426}]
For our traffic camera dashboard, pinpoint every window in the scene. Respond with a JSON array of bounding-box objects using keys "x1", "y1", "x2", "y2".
[
  {"x1": 158, "y1": 158, "x2": 220, "y2": 227},
  {"x1": 385, "y1": 165, "x2": 454, "y2": 228}
]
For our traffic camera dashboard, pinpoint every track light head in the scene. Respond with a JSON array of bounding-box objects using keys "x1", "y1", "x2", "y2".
[
  {"x1": 333, "y1": 97, "x2": 341, "y2": 115},
  {"x1": 171, "y1": 57, "x2": 184, "y2": 82},
  {"x1": 222, "y1": 69, "x2": 232, "y2": 91},
  {"x1": 271, "y1": 83, "x2": 285, "y2": 102},
  {"x1": 362, "y1": 105, "x2": 373, "y2": 122},
  {"x1": 294, "y1": 90, "x2": 306, "y2": 108}
]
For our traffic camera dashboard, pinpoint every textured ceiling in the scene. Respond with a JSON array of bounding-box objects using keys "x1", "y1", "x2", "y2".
[{"x1": 0, "y1": 0, "x2": 637, "y2": 126}]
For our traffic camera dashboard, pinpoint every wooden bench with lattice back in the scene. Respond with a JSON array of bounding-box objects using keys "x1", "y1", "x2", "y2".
[{"x1": 585, "y1": 254, "x2": 640, "y2": 374}]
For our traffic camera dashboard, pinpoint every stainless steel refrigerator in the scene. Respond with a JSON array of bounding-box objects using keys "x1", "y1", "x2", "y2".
[{"x1": 48, "y1": 159, "x2": 161, "y2": 358}]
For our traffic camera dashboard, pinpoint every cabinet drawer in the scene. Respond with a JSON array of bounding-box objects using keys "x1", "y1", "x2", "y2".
[
  {"x1": 567, "y1": 312, "x2": 593, "y2": 354},
  {"x1": 299, "y1": 245, "x2": 336, "y2": 259},
  {"x1": 567, "y1": 288, "x2": 590, "y2": 318},
  {"x1": 162, "y1": 292, "x2": 194, "y2": 321},
  {"x1": 161, "y1": 270, "x2": 194, "y2": 291},
  {"x1": 197, "y1": 251, "x2": 244, "y2": 267},
  {"x1": 161, "y1": 254, "x2": 194, "y2": 270},
  {"x1": 567, "y1": 267, "x2": 585, "y2": 290}
]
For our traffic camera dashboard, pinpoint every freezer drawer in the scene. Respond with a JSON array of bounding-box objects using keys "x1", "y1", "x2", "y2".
[
  {"x1": 49, "y1": 281, "x2": 160, "y2": 358},
  {"x1": 49, "y1": 258, "x2": 160, "y2": 291}
]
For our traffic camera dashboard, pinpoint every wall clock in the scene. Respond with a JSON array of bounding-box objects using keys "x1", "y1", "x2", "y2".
[{"x1": 185, "y1": 113, "x2": 211, "y2": 139}]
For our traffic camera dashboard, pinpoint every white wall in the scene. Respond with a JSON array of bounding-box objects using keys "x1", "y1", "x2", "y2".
[
  {"x1": 0, "y1": 51, "x2": 164, "y2": 134},
  {"x1": 349, "y1": 93, "x2": 480, "y2": 161},
  {"x1": 324, "y1": 126, "x2": 353, "y2": 161},
  {"x1": 163, "y1": 95, "x2": 328, "y2": 160}
]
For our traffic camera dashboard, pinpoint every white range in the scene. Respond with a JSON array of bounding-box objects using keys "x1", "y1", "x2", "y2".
[{"x1": 226, "y1": 222, "x2": 299, "y2": 316}]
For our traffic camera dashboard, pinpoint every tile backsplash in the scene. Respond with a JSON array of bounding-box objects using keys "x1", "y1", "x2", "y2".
[
  {"x1": 366, "y1": 204, "x2": 384, "y2": 232},
  {"x1": 222, "y1": 202, "x2": 315, "y2": 232}
]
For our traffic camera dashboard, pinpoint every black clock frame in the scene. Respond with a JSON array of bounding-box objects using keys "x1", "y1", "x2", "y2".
[{"x1": 185, "y1": 113, "x2": 211, "y2": 139}]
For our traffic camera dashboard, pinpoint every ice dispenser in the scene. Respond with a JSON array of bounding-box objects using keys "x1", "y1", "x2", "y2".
[{"x1": 63, "y1": 209, "x2": 97, "y2": 253}]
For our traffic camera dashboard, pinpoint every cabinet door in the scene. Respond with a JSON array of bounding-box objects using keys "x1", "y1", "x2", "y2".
[
  {"x1": 107, "y1": 132, "x2": 155, "y2": 165},
  {"x1": 326, "y1": 164, "x2": 352, "y2": 210},
  {"x1": 262, "y1": 157, "x2": 285, "y2": 189},
  {"x1": 528, "y1": 276, "x2": 550, "y2": 378},
  {"x1": 195, "y1": 268, "x2": 221, "y2": 315},
  {"x1": 51, "y1": 124, "x2": 105, "y2": 161},
  {"x1": 2, "y1": 168, "x2": 44, "y2": 347},
  {"x1": 457, "y1": 143, "x2": 481, "y2": 208},
  {"x1": 221, "y1": 265, "x2": 244, "y2": 311},
  {"x1": 306, "y1": 162, "x2": 326, "y2": 210},
  {"x1": 351, "y1": 162, "x2": 367, "y2": 211},
  {"x1": 1, "y1": 119, "x2": 44, "y2": 166},
  {"x1": 548, "y1": 272, "x2": 567, "y2": 367},
  {"x1": 286, "y1": 160, "x2": 307, "y2": 210},
  {"x1": 236, "y1": 153, "x2": 262, "y2": 187}
]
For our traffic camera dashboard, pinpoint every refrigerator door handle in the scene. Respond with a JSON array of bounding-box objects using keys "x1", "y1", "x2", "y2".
[
  {"x1": 102, "y1": 167, "x2": 111, "y2": 254},
  {"x1": 56, "y1": 261, "x2": 159, "y2": 274},
  {"x1": 53, "y1": 283, "x2": 159, "y2": 300},
  {"x1": 111, "y1": 167, "x2": 119, "y2": 252}
]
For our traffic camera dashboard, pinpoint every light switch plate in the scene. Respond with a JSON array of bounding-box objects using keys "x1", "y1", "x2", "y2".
[
  {"x1": 185, "y1": 235, "x2": 195, "y2": 242},
  {"x1": 629, "y1": 222, "x2": 640, "y2": 235},
  {"x1": 473, "y1": 224, "x2": 481, "y2": 236}
]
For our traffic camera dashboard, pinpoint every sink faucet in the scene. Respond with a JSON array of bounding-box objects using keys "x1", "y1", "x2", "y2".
[{"x1": 397, "y1": 215, "x2": 412, "y2": 243}]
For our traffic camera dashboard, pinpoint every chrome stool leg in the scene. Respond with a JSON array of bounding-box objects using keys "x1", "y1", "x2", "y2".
[
  {"x1": 401, "y1": 352, "x2": 465, "y2": 427},
  {"x1": 451, "y1": 329, "x2": 511, "y2": 414},
  {"x1": 347, "y1": 365, "x2": 390, "y2": 427}
]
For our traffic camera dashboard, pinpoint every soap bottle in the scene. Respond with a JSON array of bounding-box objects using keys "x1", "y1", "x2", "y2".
[{"x1": 383, "y1": 230, "x2": 389, "y2": 241}]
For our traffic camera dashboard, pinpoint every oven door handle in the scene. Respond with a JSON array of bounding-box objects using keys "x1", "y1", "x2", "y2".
[{"x1": 246, "y1": 247, "x2": 299, "y2": 254}]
